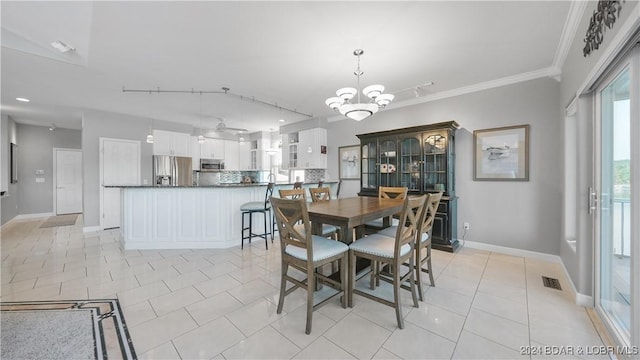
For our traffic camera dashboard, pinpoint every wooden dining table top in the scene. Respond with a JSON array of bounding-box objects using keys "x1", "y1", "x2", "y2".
[{"x1": 307, "y1": 196, "x2": 404, "y2": 244}]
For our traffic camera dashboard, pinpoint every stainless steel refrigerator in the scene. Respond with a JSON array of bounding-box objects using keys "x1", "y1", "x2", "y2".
[{"x1": 153, "y1": 155, "x2": 193, "y2": 186}]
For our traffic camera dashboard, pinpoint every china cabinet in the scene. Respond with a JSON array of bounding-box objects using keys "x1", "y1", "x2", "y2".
[{"x1": 356, "y1": 121, "x2": 459, "y2": 252}]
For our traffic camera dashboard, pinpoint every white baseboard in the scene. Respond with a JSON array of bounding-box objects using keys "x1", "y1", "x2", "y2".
[
  {"x1": 576, "y1": 293, "x2": 594, "y2": 307},
  {"x1": 462, "y1": 240, "x2": 562, "y2": 263},
  {"x1": 83, "y1": 226, "x2": 102, "y2": 233},
  {"x1": 14, "y1": 212, "x2": 54, "y2": 220}
]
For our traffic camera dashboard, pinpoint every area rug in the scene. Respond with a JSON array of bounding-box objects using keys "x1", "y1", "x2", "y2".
[
  {"x1": 39, "y1": 214, "x2": 79, "y2": 228},
  {"x1": 1, "y1": 299, "x2": 136, "y2": 360}
]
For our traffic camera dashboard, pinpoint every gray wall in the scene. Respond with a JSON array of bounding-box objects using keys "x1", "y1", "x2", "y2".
[
  {"x1": 16, "y1": 124, "x2": 81, "y2": 215},
  {"x1": 327, "y1": 77, "x2": 563, "y2": 255},
  {"x1": 557, "y1": 1, "x2": 639, "y2": 297},
  {"x1": 1, "y1": 115, "x2": 19, "y2": 225},
  {"x1": 81, "y1": 110, "x2": 194, "y2": 228}
]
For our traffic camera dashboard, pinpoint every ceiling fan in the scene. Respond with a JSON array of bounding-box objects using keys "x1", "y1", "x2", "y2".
[{"x1": 214, "y1": 117, "x2": 248, "y2": 133}]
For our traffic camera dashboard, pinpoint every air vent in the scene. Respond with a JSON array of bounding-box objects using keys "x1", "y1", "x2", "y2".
[{"x1": 542, "y1": 276, "x2": 562, "y2": 290}]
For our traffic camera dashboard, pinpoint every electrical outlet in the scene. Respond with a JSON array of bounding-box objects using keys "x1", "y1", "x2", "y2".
[{"x1": 463, "y1": 222, "x2": 470, "y2": 230}]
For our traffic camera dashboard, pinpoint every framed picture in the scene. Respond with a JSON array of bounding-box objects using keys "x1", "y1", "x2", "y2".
[
  {"x1": 473, "y1": 124, "x2": 529, "y2": 181},
  {"x1": 339, "y1": 145, "x2": 360, "y2": 180},
  {"x1": 10, "y1": 143, "x2": 18, "y2": 184}
]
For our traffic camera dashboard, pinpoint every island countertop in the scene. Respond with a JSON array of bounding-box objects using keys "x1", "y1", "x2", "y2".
[{"x1": 105, "y1": 181, "x2": 337, "y2": 188}]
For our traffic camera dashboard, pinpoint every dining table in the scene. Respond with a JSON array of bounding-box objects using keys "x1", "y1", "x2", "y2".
[{"x1": 307, "y1": 196, "x2": 405, "y2": 244}]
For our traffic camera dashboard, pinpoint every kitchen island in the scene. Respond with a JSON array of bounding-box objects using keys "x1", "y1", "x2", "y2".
[{"x1": 111, "y1": 182, "x2": 336, "y2": 250}]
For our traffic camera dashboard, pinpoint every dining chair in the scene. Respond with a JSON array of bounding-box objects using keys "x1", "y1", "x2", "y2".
[
  {"x1": 270, "y1": 196, "x2": 349, "y2": 334},
  {"x1": 379, "y1": 192, "x2": 443, "y2": 300},
  {"x1": 348, "y1": 194, "x2": 427, "y2": 329},
  {"x1": 293, "y1": 181, "x2": 304, "y2": 189},
  {"x1": 309, "y1": 187, "x2": 342, "y2": 271},
  {"x1": 280, "y1": 189, "x2": 338, "y2": 240},
  {"x1": 240, "y1": 183, "x2": 275, "y2": 249},
  {"x1": 364, "y1": 186, "x2": 408, "y2": 229}
]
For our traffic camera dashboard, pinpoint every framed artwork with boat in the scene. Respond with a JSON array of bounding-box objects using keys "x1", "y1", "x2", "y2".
[{"x1": 473, "y1": 124, "x2": 529, "y2": 181}]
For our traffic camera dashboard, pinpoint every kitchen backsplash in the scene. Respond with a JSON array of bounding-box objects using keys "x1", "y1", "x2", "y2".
[{"x1": 196, "y1": 169, "x2": 326, "y2": 185}]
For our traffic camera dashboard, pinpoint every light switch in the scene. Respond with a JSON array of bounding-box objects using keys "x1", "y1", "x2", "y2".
[{"x1": 36, "y1": 177, "x2": 45, "y2": 183}]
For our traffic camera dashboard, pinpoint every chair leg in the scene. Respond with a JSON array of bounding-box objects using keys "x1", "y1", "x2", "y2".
[
  {"x1": 241, "y1": 212, "x2": 245, "y2": 249},
  {"x1": 426, "y1": 248, "x2": 435, "y2": 286},
  {"x1": 408, "y1": 255, "x2": 419, "y2": 308},
  {"x1": 277, "y1": 261, "x2": 288, "y2": 314},
  {"x1": 393, "y1": 261, "x2": 404, "y2": 329},
  {"x1": 416, "y1": 247, "x2": 425, "y2": 301},
  {"x1": 340, "y1": 255, "x2": 347, "y2": 309},
  {"x1": 263, "y1": 211, "x2": 268, "y2": 250},
  {"x1": 305, "y1": 268, "x2": 314, "y2": 335},
  {"x1": 370, "y1": 260, "x2": 377, "y2": 290},
  {"x1": 348, "y1": 250, "x2": 356, "y2": 307}
]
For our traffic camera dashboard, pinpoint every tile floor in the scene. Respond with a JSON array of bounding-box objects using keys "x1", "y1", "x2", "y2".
[{"x1": 1, "y1": 216, "x2": 610, "y2": 359}]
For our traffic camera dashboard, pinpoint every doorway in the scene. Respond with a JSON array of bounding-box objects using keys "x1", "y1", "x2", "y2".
[
  {"x1": 594, "y1": 46, "x2": 638, "y2": 348},
  {"x1": 54, "y1": 148, "x2": 83, "y2": 215}
]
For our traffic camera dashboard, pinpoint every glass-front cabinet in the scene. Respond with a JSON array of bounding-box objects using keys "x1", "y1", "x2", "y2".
[
  {"x1": 357, "y1": 121, "x2": 459, "y2": 252},
  {"x1": 361, "y1": 140, "x2": 378, "y2": 190}
]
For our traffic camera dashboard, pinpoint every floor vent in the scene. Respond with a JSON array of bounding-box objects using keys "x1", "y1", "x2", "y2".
[{"x1": 542, "y1": 276, "x2": 562, "y2": 290}]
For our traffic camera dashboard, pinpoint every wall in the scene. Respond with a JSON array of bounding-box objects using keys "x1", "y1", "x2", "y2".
[
  {"x1": 326, "y1": 77, "x2": 563, "y2": 255},
  {"x1": 81, "y1": 110, "x2": 193, "y2": 228},
  {"x1": 1, "y1": 116, "x2": 19, "y2": 225},
  {"x1": 558, "y1": 1, "x2": 639, "y2": 298},
  {"x1": 15, "y1": 124, "x2": 81, "y2": 215}
]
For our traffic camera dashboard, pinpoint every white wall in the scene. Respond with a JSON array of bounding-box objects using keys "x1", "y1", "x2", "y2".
[{"x1": 327, "y1": 77, "x2": 563, "y2": 255}]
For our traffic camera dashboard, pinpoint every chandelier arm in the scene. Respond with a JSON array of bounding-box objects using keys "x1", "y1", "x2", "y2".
[{"x1": 122, "y1": 87, "x2": 313, "y2": 118}]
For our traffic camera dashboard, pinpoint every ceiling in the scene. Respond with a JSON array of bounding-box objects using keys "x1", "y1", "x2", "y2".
[{"x1": 1, "y1": 1, "x2": 574, "y2": 133}]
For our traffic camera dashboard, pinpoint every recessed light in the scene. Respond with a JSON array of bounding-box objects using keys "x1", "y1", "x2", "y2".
[
  {"x1": 279, "y1": 119, "x2": 285, "y2": 123},
  {"x1": 16, "y1": 97, "x2": 30, "y2": 102},
  {"x1": 51, "y1": 40, "x2": 75, "y2": 53}
]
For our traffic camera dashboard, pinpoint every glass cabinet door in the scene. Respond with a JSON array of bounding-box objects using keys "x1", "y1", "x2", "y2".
[
  {"x1": 379, "y1": 138, "x2": 398, "y2": 187},
  {"x1": 361, "y1": 141, "x2": 377, "y2": 189},
  {"x1": 423, "y1": 131, "x2": 448, "y2": 193},
  {"x1": 399, "y1": 136, "x2": 421, "y2": 192}
]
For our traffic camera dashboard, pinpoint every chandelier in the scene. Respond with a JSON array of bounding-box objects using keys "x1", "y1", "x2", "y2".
[{"x1": 325, "y1": 49, "x2": 394, "y2": 121}]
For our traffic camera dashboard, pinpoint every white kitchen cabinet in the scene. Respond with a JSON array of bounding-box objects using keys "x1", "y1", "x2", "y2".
[
  {"x1": 200, "y1": 138, "x2": 224, "y2": 159},
  {"x1": 153, "y1": 130, "x2": 192, "y2": 157},
  {"x1": 223, "y1": 140, "x2": 240, "y2": 170},
  {"x1": 239, "y1": 141, "x2": 251, "y2": 170},
  {"x1": 282, "y1": 128, "x2": 326, "y2": 169},
  {"x1": 191, "y1": 137, "x2": 201, "y2": 170}
]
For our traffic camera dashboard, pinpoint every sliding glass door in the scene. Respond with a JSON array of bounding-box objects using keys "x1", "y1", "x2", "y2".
[{"x1": 595, "y1": 47, "x2": 638, "y2": 347}]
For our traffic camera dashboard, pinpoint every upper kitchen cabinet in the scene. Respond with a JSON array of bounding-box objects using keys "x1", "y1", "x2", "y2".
[
  {"x1": 200, "y1": 138, "x2": 225, "y2": 160},
  {"x1": 223, "y1": 140, "x2": 240, "y2": 170},
  {"x1": 282, "y1": 128, "x2": 327, "y2": 169},
  {"x1": 191, "y1": 136, "x2": 201, "y2": 171},
  {"x1": 153, "y1": 130, "x2": 192, "y2": 157},
  {"x1": 249, "y1": 137, "x2": 270, "y2": 171}
]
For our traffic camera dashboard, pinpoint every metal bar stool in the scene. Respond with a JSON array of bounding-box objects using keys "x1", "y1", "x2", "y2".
[{"x1": 241, "y1": 183, "x2": 275, "y2": 249}]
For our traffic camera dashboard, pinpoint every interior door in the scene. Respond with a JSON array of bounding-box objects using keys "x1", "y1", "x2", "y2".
[
  {"x1": 100, "y1": 138, "x2": 140, "y2": 229},
  {"x1": 595, "y1": 46, "x2": 638, "y2": 348},
  {"x1": 55, "y1": 149, "x2": 83, "y2": 214}
]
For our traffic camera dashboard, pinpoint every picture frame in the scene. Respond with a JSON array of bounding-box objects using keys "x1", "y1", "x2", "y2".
[
  {"x1": 339, "y1": 145, "x2": 360, "y2": 180},
  {"x1": 10, "y1": 143, "x2": 18, "y2": 184},
  {"x1": 473, "y1": 124, "x2": 529, "y2": 181}
]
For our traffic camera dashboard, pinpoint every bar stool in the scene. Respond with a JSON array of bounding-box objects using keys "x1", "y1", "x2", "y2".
[{"x1": 241, "y1": 183, "x2": 275, "y2": 249}]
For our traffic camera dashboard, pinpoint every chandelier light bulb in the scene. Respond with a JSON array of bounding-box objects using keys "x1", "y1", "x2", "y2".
[
  {"x1": 197, "y1": 134, "x2": 205, "y2": 144},
  {"x1": 325, "y1": 49, "x2": 393, "y2": 121},
  {"x1": 146, "y1": 134, "x2": 154, "y2": 143}
]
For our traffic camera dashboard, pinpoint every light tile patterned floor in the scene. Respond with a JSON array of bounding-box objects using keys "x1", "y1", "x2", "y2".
[{"x1": 1, "y1": 216, "x2": 609, "y2": 359}]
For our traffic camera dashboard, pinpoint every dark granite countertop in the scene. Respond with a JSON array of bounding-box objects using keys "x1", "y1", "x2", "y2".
[{"x1": 105, "y1": 181, "x2": 337, "y2": 189}]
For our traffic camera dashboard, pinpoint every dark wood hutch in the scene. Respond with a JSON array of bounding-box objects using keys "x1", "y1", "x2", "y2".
[{"x1": 357, "y1": 121, "x2": 459, "y2": 252}]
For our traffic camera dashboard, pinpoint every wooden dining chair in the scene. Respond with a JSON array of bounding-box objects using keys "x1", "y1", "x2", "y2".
[
  {"x1": 365, "y1": 186, "x2": 408, "y2": 229},
  {"x1": 379, "y1": 192, "x2": 443, "y2": 300},
  {"x1": 270, "y1": 196, "x2": 349, "y2": 334},
  {"x1": 348, "y1": 194, "x2": 427, "y2": 329},
  {"x1": 280, "y1": 189, "x2": 338, "y2": 240},
  {"x1": 309, "y1": 187, "x2": 341, "y2": 271}
]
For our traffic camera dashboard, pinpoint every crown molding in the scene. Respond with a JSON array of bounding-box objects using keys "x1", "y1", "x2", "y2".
[{"x1": 552, "y1": 0, "x2": 589, "y2": 72}]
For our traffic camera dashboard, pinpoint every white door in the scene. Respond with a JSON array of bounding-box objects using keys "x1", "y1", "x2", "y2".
[
  {"x1": 55, "y1": 149, "x2": 83, "y2": 214},
  {"x1": 100, "y1": 138, "x2": 140, "y2": 229}
]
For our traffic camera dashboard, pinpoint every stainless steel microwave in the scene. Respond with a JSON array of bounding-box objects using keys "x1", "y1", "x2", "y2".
[{"x1": 200, "y1": 159, "x2": 224, "y2": 171}]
